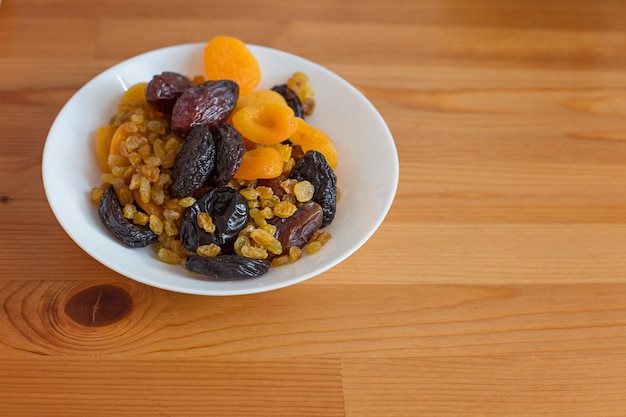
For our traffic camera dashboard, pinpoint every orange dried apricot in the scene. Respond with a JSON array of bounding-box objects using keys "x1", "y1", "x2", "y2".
[
  {"x1": 118, "y1": 82, "x2": 147, "y2": 112},
  {"x1": 108, "y1": 122, "x2": 134, "y2": 156},
  {"x1": 233, "y1": 89, "x2": 287, "y2": 115},
  {"x1": 233, "y1": 146, "x2": 283, "y2": 180},
  {"x1": 232, "y1": 102, "x2": 297, "y2": 145},
  {"x1": 95, "y1": 124, "x2": 116, "y2": 172},
  {"x1": 289, "y1": 117, "x2": 338, "y2": 168},
  {"x1": 131, "y1": 189, "x2": 163, "y2": 217},
  {"x1": 203, "y1": 35, "x2": 261, "y2": 96}
]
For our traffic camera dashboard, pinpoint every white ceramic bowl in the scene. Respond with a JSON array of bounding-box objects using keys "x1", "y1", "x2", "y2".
[{"x1": 42, "y1": 42, "x2": 398, "y2": 295}]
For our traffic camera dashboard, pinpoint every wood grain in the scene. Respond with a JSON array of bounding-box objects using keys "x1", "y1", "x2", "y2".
[{"x1": 2, "y1": 0, "x2": 626, "y2": 415}]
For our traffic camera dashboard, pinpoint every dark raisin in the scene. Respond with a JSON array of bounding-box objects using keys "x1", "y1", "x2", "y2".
[
  {"x1": 180, "y1": 186, "x2": 249, "y2": 252},
  {"x1": 170, "y1": 125, "x2": 216, "y2": 199},
  {"x1": 269, "y1": 201, "x2": 323, "y2": 255},
  {"x1": 206, "y1": 123, "x2": 245, "y2": 187},
  {"x1": 98, "y1": 185, "x2": 157, "y2": 248},
  {"x1": 171, "y1": 80, "x2": 239, "y2": 137},
  {"x1": 186, "y1": 254, "x2": 271, "y2": 280},
  {"x1": 145, "y1": 71, "x2": 192, "y2": 114},
  {"x1": 271, "y1": 84, "x2": 304, "y2": 119},
  {"x1": 289, "y1": 151, "x2": 337, "y2": 227}
]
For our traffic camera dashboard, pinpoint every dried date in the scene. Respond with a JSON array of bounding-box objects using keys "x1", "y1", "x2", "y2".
[
  {"x1": 289, "y1": 150, "x2": 337, "y2": 227},
  {"x1": 269, "y1": 201, "x2": 323, "y2": 254},
  {"x1": 186, "y1": 254, "x2": 271, "y2": 280},
  {"x1": 98, "y1": 185, "x2": 157, "y2": 248},
  {"x1": 171, "y1": 80, "x2": 238, "y2": 137},
  {"x1": 170, "y1": 124, "x2": 216, "y2": 199},
  {"x1": 145, "y1": 71, "x2": 192, "y2": 114}
]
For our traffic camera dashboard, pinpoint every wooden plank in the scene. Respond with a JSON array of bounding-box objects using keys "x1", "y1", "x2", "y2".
[
  {"x1": 342, "y1": 354, "x2": 626, "y2": 417},
  {"x1": 0, "y1": 358, "x2": 344, "y2": 417},
  {"x1": 1, "y1": 282, "x2": 625, "y2": 358}
]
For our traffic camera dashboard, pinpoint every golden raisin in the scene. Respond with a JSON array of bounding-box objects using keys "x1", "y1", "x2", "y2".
[
  {"x1": 273, "y1": 201, "x2": 297, "y2": 218},
  {"x1": 197, "y1": 244, "x2": 221, "y2": 257},
  {"x1": 157, "y1": 247, "x2": 181, "y2": 265},
  {"x1": 197, "y1": 212, "x2": 216, "y2": 233}
]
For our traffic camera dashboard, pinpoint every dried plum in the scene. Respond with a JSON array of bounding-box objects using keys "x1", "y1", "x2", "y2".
[
  {"x1": 145, "y1": 71, "x2": 192, "y2": 114},
  {"x1": 206, "y1": 123, "x2": 245, "y2": 187},
  {"x1": 289, "y1": 151, "x2": 337, "y2": 227},
  {"x1": 170, "y1": 124, "x2": 216, "y2": 199},
  {"x1": 180, "y1": 186, "x2": 249, "y2": 252},
  {"x1": 269, "y1": 201, "x2": 323, "y2": 254},
  {"x1": 186, "y1": 254, "x2": 271, "y2": 280},
  {"x1": 171, "y1": 80, "x2": 238, "y2": 137},
  {"x1": 98, "y1": 185, "x2": 157, "y2": 248},
  {"x1": 271, "y1": 84, "x2": 304, "y2": 119}
]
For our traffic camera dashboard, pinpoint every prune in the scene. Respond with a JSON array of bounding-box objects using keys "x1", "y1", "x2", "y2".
[
  {"x1": 186, "y1": 254, "x2": 271, "y2": 280},
  {"x1": 171, "y1": 80, "x2": 238, "y2": 137},
  {"x1": 271, "y1": 84, "x2": 304, "y2": 119},
  {"x1": 269, "y1": 201, "x2": 323, "y2": 255},
  {"x1": 98, "y1": 185, "x2": 157, "y2": 248},
  {"x1": 180, "y1": 186, "x2": 249, "y2": 252},
  {"x1": 145, "y1": 71, "x2": 192, "y2": 114},
  {"x1": 206, "y1": 123, "x2": 245, "y2": 187},
  {"x1": 289, "y1": 151, "x2": 337, "y2": 227},
  {"x1": 170, "y1": 125, "x2": 216, "y2": 198}
]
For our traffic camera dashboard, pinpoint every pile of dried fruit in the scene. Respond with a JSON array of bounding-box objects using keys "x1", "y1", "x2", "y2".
[{"x1": 91, "y1": 35, "x2": 338, "y2": 280}]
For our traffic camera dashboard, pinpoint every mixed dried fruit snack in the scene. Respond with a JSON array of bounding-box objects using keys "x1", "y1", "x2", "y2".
[{"x1": 90, "y1": 35, "x2": 338, "y2": 280}]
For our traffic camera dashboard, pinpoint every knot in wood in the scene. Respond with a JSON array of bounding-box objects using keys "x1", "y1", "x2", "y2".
[{"x1": 64, "y1": 285, "x2": 132, "y2": 327}]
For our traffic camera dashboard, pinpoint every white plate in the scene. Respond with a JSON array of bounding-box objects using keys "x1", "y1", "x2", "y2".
[{"x1": 42, "y1": 42, "x2": 399, "y2": 295}]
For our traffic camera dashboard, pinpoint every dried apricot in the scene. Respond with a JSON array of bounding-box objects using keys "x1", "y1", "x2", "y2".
[
  {"x1": 232, "y1": 102, "x2": 297, "y2": 145},
  {"x1": 203, "y1": 35, "x2": 261, "y2": 96},
  {"x1": 289, "y1": 117, "x2": 338, "y2": 168},
  {"x1": 233, "y1": 90, "x2": 286, "y2": 116},
  {"x1": 95, "y1": 124, "x2": 116, "y2": 172},
  {"x1": 233, "y1": 146, "x2": 283, "y2": 180},
  {"x1": 118, "y1": 82, "x2": 147, "y2": 112},
  {"x1": 131, "y1": 189, "x2": 164, "y2": 217},
  {"x1": 108, "y1": 122, "x2": 134, "y2": 157}
]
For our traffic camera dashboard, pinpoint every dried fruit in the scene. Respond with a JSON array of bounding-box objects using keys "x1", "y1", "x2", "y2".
[
  {"x1": 145, "y1": 71, "x2": 192, "y2": 114},
  {"x1": 233, "y1": 90, "x2": 287, "y2": 116},
  {"x1": 98, "y1": 185, "x2": 157, "y2": 248},
  {"x1": 170, "y1": 124, "x2": 216, "y2": 198},
  {"x1": 95, "y1": 125, "x2": 116, "y2": 172},
  {"x1": 108, "y1": 122, "x2": 134, "y2": 157},
  {"x1": 271, "y1": 84, "x2": 304, "y2": 119},
  {"x1": 118, "y1": 82, "x2": 148, "y2": 112},
  {"x1": 171, "y1": 80, "x2": 239, "y2": 137},
  {"x1": 179, "y1": 186, "x2": 249, "y2": 252},
  {"x1": 203, "y1": 35, "x2": 261, "y2": 96},
  {"x1": 233, "y1": 146, "x2": 284, "y2": 180},
  {"x1": 286, "y1": 72, "x2": 315, "y2": 115},
  {"x1": 293, "y1": 180, "x2": 314, "y2": 202},
  {"x1": 289, "y1": 151, "x2": 337, "y2": 227},
  {"x1": 186, "y1": 254, "x2": 271, "y2": 280},
  {"x1": 289, "y1": 117, "x2": 338, "y2": 168},
  {"x1": 269, "y1": 201, "x2": 323, "y2": 255},
  {"x1": 206, "y1": 123, "x2": 245, "y2": 187},
  {"x1": 232, "y1": 102, "x2": 297, "y2": 145}
]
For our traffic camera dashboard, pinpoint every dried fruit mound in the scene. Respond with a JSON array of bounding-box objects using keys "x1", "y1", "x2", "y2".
[{"x1": 90, "y1": 35, "x2": 338, "y2": 280}]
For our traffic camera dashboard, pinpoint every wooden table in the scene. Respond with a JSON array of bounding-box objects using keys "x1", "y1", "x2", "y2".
[{"x1": 2, "y1": 0, "x2": 626, "y2": 415}]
